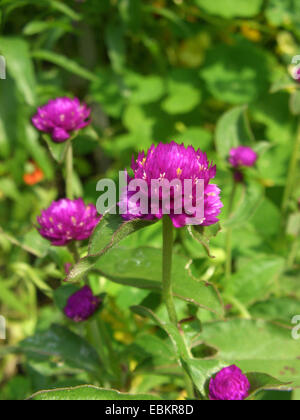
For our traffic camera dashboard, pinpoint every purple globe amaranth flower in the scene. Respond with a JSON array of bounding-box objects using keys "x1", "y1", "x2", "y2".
[
  {"x1": 64, "y1": 286, "x2": 101, "y2": 322},
  {"x1": 120, "y1": 142, "x2": 223, "y2": 228},
  {"x1": 37, "y1": 198, "x2": 101, "y2": 246},
  {"x1": 209, "y1": 365, "x2": 251, "y2": 401},
  {"x1": 32, "y1": 97, "x2": 91, "y2": 143},
  {"x1": 229, "y1": 146, "x2": 258, "y2": 168}
]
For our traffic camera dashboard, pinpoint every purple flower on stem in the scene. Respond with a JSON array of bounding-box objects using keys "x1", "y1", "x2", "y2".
[
  {"x1": 121, "y1": 142, "x2": 223, "y2": 228},
  {"x1": 37, "y1": 198, "x2": 101, "y2": 246},
  {"x1": 209, "y1": 365, "x2": 251, "y2": 401},
  {"x1": 229, "y1": 146, "x2": 258, "y2": 168},
  {"x1": 32, "y1": 97, "x2": 91, "y2": 143},
  {"x1": 64, "y1": 286, "x2": 101, "y2": 322}
]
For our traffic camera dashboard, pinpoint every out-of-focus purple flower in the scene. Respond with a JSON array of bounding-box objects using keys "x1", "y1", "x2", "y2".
[
  {"x1": 120, "y1": 142, "x2": 223, "y2": 228},
  {"x1": 229, "y1": 146, "x2": 258, "y2": 168},
  {"x1": 294, "y1": 67, "x2": 300, "y2": 82},
  {"x1": 209, "y1": 365, "x2": 251, "y2": 401},
  {"x1": 64, "y1": 286, "x2": 101, "y2": 322},
  {"x1": 32, "y1": 97, "x2": 91, "y2": 143},
  {"x1": 37, "y1": 198, "x2": 101, "y2": 246}
]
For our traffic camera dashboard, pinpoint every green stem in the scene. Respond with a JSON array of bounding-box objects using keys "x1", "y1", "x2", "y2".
[
  {"x1": 68, "y1": 241, "x2": 80, "y2": 263},
  {"x1": 66, "y1": 141, "x2": 74, "y2": 200},
  {"x1": 162, "y1": 216, "x2": 195, "y2": 399},
  {"x1": 162, "y1": 216, "x2": 177, "y2": 326},
  {"x1": 225, "y1": 181, "x2": 237, "y2": 278},
  {"x1": 282, "y1": 120, "x2": 300, "y2": 216},
  {"x1": 288, "y1": 238, "x2": 299, "y2": 269},
  {"x1": 224, "y1": 295, "x2": 251, "y2": 320}
]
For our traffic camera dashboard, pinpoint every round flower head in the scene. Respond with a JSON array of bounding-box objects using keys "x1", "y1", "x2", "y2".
[
  {"x1": 64, "y1": 286, "x2": 101, "y2": 322},
  {"x1": 37, "y1": 198, "x2": 100, "y2": 246},
  {"x1": 209, "y1": 365, "x2": 250, "y2": 401},
  {"x1": 229, "y1": 146, "x2": 258, "y2": 168},
  {"x1": 120, "y1": 142, "x2": 223, "y2": 228},
  {"x1": 32, "y1": 97, "x2": 91, "y2": 143}
]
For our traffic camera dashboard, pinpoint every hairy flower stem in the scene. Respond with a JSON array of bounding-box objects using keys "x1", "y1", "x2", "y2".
[
  {"x1": 225, "y1": 181, "x2": 237, "y2": 278},
  {"x1": 282, "y1": 120, "x2": 300, "y2": 216},
  {"x1": 68, "y1": 241, "x2": 80, "y2": 263},
  {"x1": 66, "y1": 141, "x2": 74, "y2": 200},
  {"x1": 162, "y1": 216, "x2": 178, "y2": 326},
  {"x1": 162, "y1": 216, "x2": 195, "y2": 398}
]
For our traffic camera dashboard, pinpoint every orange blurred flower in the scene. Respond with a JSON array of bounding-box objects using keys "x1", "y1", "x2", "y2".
[{"x1": 23, "y1": 161, "x2": 44, "y2": 186}]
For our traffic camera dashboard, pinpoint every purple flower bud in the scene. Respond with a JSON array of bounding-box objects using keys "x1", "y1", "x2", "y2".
[
  {"x1": 120, "y1": 142, "x2": 223, "y2": 228},
  {"x1": 32, "y1": 97, "x2": 91, "y2": 143},
  {"x1": 64, "y1": 286, "x2": 101, "y2": 322},
  {"x1": 209, "y1": 365, "x2": 250, "y2": 401},
  {"x1": 229, "y1": 146, "x2": 258, "y2": 168},
  {"x1": 37, "y1": 198, "x2": 101, "y2": 246}
]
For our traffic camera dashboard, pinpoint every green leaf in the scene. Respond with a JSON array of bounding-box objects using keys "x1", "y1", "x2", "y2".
[
  {"x1": 143, "y1": 5, "x2": 190, "y2": 36},
  {"x1": 32, "y1": 50, "x2": 97, "y2": 82},
  {"x1": 250, "y1": 298, "x2": 300, "y2": 325},
  {"x1": 173, "y1": 127, "x2": 213, "y2": 151},
  {"x1": 0, "y1": 278, "x2": 28, "y2": 314},
  {"x1": 201, "y1": 40, "x2": 270, "y2": 104},
  {"x1": 105, "y1": 23, "x2": 126, "y2": 74},
  {"x1": 125, "y1": 72, "x2": 165, "y2": 105},
  {"x1": 187, "y1": 223, "x2": 221, "y2": 258},
  {"x1": 123, "y1": 104, "x2": 154, "y2": 142},
  {"x1": 97, "y1": 246, "x2": 224, "y2": 317},
  {"x1": 42, "y1": 134, "x2": 69, "y2": 163},
  {"x1": 67, "y1": 214, "x2": 158, "y2": 283},
  {"x1": 90, "y1": 69, "x2": 125, "y2": 118},
  {"x1": 162, "y1": 69, "x2": 202, "y2": 115},
  {"x1": 223, "y1": 183, "x2": 264, "y2": 229},
  {"x1": 48, "y1": 0, "x2": 81, "y2": 21},
  {"x1": 182, "y1": 358, "x2": 228, "y2": 396},
  {"x1": 20, "y1": 325, "x2": 101, "y2": 374},
  {"x1": 266, "y1": 0, "x2": 300, "y2": 30},
  {"x1": 216, "y1": 106, "x2": 255, "y2": 159},
  {"x1": 29, "y1": 385, "x2": 160, "y2": 400},
  {"x1": 246, "y1": 373, "x2": 289, "y2": 399},
  {"x1": 0, "y1": 37, "x2": 36, "y2": 105},
  {"x1": 200, "y1": 319, "x2": 300, "y2": 387},
  {"x1": 195, "y1": 0, "x2": 263, "y2": 18},
  {"x1": 224, "y1": 256, "x2": 285, "y2": 306},
  {"x1": 23, "y1": 20, "x2": 73, "y2": 36}
]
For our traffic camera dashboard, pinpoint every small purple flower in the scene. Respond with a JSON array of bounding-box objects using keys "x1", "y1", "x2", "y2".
[
  {"x1": 32, "y1": 97, "x2": 91, "y2": 143},
  {"x1": 209, "y1": 365, "x2": 251, "y2": 401},
  {"x1": 229, "y1": 146, "x2": 258, "y2": 168},
  {"x1": 64, "y1": 286, "x2": 101, "y2": 322},
  {"x1": 37, "y1": 198, "x2": 101, "y2": 246},
  {"x1": 120, "y1": 142, "x2": 223, "y2": 228}
]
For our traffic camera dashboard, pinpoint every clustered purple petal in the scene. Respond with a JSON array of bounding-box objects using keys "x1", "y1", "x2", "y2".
[
  {"x1": 32, "y1": 97, "x2": 91, "y2": 143},
  {"x1": 229, "y1": 146, "x2": 258, "y2": 168},
  {"x1": 64, "y1": 286, "x2": 101, "y2": 322},
  {"x1": 121, "y1": 142, "x2": 223, "y2": 228},
  {"x1": 37, "y1": 198, "x2": 101, "y2": 246},
  {"x1": 209, "y1": 365, "x2": 251, "y2": 401}
]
